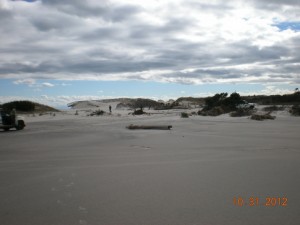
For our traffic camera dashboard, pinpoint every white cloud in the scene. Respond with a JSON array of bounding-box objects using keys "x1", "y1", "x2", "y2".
[
  {"x1": 0, "y1": 0, "x2": 299, "y2": 86},
  {"x1": 42, "y1": 82, "x2": 54, "y2": 87},
  {"x1": 13, "y1": 78, "x2": 36, "y2": 86},
  {"x1": 12, "y1": 79, "x2": 55, "y2": 91},
  {"x1": 61, "y1": 83, "x2": 71, "y2": 86},
  {"x1": 0, "y1": 1, "x2": 10, "y2": 10}
]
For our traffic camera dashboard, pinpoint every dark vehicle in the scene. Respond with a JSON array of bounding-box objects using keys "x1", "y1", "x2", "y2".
[{"x1": 0, "y1": 109, "x2": 26, "y2": 131}]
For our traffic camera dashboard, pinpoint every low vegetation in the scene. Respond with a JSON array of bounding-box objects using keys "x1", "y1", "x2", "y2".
[
  {"x1": 133, "y1": 98, "x2": 162, "y2": 110},
  {"x1": 243, "y1": 91, "x2": 300, "y2": 105},
  {"x1": 290, "y1": 105, "x2": 300, "y2": 116},
  {"x1": 181, "y1": 112, "x2": 189, "y2": 118},
  {"x1": 1, "y1": 100, "x2": 59, "y2": 113},
  {"x1": 89, "y1": 110, "x2": 106, "y2": 116},
  {"x1": 230, "y1": 108, "x2": 256, "y2": 117},
  {"x1": 133, "y1": 109, "x2": 146, "y2": 115},
  {"x1": 199, "y1": 106, "x2": 225, "y2": 116},
  {"x1": 250, "y1": 113, "x2": 276, "y2": 121}
]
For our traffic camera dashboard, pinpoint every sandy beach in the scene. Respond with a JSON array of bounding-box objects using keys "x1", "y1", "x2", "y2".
[{"x1": 0, "y1": 108, "x2": 300, "y2": 225}]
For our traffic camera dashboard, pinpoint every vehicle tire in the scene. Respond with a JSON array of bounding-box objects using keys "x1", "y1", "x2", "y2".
[{"x1": 16, "y1": 120, "x2": 25, "y2": 130}]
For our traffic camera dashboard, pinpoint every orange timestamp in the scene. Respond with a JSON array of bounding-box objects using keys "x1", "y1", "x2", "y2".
[{"x1": 233, "y1": 196, "x2": 288, "y2": 207}]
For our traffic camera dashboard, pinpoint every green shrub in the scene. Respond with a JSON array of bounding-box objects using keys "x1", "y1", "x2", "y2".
[
  {"x1": 204, "y1": 92, "x2": 243, "y2": 113},
  {"x1": 181, "y1": 112, "x2": 189, "y2": 118}
]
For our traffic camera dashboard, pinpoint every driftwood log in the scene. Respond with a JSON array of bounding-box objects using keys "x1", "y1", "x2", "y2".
[{"x1": 126, "y1": 124, "x2": 172, "y2": 130}]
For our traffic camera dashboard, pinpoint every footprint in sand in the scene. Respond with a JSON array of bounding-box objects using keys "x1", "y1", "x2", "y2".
[
  {"x1": 78, "y1": 206, "x2": 88, "y2": 213},
  {"x1": 79, "y1": 219, "x2": 88, "y2": 225},
  {"x1": 131, "y1": 145, "x2": 152, "y2": 150}
]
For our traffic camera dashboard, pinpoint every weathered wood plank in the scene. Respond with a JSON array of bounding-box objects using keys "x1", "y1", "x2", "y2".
[{"x1": 126, "y1": 124, "x2": 172, "y2": 130}]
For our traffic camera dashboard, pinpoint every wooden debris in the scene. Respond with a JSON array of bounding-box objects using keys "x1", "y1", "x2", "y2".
[{"x1": 126, "y1": 124, "x2": 172, "y2": 130}]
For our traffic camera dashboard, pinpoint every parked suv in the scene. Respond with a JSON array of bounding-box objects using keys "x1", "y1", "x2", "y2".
[{"x1": 0, "y1": 109, "x2": 26, "y2": 131}]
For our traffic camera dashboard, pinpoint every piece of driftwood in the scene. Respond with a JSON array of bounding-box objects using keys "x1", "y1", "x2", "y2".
[{"x1": 126, "y1": 124, "x2": 172, "y2": 130}]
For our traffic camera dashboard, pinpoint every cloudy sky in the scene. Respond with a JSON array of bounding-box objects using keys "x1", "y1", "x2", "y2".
[{"x1": 0, "y1": 0, "x2": 299, "y2": 107}]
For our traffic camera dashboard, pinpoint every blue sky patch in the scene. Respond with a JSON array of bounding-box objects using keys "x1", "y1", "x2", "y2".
[{"x1": 273, "y1": 21, "x2": 300, "y2": 32}]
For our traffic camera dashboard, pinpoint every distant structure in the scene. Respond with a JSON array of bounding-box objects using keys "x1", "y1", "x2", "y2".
[{"x1": 166, "y1": 99, "x2": 175, "y2": 105}]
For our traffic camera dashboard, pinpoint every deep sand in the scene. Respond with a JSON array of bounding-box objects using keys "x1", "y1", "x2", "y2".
[{"x1": 0, "y1": 113, "x2": 300, "y2": 225}]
